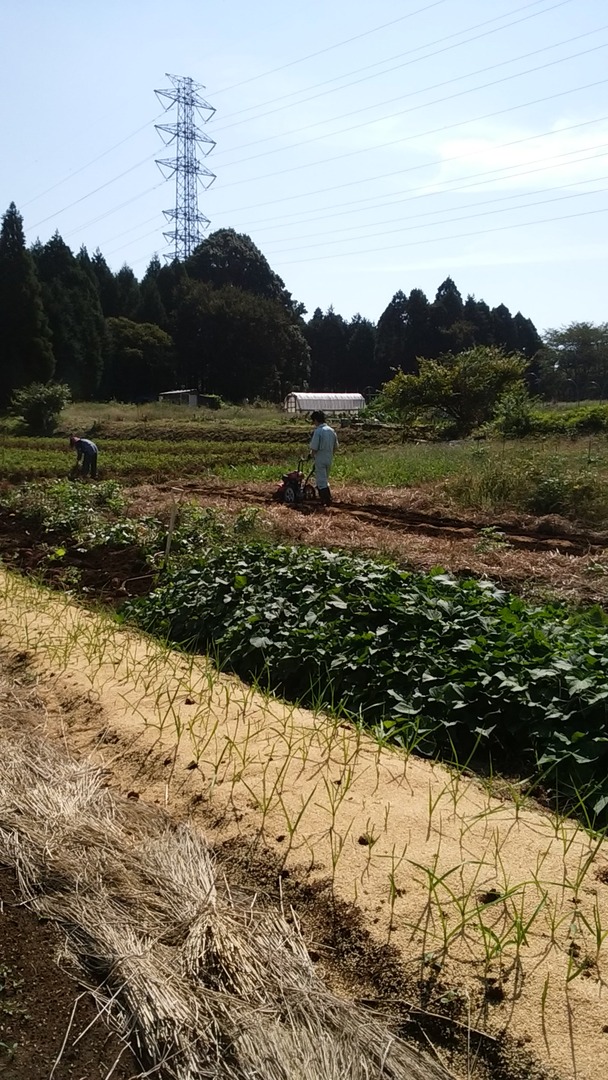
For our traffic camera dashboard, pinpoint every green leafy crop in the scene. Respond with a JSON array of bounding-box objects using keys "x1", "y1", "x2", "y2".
[{"x1": 127, "y1": 544, "x2": 608, "y2": 822}]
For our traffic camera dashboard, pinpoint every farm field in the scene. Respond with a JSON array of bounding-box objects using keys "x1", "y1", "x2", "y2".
[{"x1": 1, "y1": 405, "x2": 608, "y2": 1079}]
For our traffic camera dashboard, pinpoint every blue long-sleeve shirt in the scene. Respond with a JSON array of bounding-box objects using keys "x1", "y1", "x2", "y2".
[{"x1": 74, "y1": 438, "x2": 98, "y2": 458}]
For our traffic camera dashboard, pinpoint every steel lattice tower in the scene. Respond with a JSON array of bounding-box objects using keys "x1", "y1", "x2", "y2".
[{"x1": 155, "y1": 73, "x2": 216, "y2": 261}]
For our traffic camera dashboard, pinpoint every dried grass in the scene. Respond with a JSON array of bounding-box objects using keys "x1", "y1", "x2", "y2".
[
  {"x1": 125, "y1": 482, "x2": 608, "y2": 606},
  {"x1": 0, "y1": 735, "x2": 448, "y2": 1080}
]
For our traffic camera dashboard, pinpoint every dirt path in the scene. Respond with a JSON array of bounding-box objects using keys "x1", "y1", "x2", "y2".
[
  {"x1": 128, "y1": 479, "x2": 608, "y2": 606},
  {"x1": 1, "y1": 569, "x2": 607, "y2": 1080}
]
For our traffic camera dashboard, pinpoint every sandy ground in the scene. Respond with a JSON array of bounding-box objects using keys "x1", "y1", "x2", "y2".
[{"x1": 1, "y1": 569, "x2": 608, "y2": 1080}]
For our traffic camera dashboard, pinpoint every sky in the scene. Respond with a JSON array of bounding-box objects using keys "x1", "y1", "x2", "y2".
[{"x1": 2, "y1": 0, "x2": 607, "y2": 333}]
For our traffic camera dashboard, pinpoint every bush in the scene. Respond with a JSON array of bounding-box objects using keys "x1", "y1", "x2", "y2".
[
  {"x1": 491, "y1": 385, "x2": 534, "y2": 437},
  {"x1": 380, "y1": 347, "x2": 527, "y2": 437},
  {"x1": 10, "y1": 382, "x2": 71, "y2": 435},
  {"x1": 527, "y1": 404, "x2": 608, "y2": 438}
]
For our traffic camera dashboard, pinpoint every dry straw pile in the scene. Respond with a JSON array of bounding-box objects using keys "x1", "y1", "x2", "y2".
[{"x1": 0, "y1": 735, "x2": 448, "y2": 1080}]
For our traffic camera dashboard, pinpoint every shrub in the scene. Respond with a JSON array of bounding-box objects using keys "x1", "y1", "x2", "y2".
[
  {"x1": 380, "y1": 347, "x2": 527, "y2": 436},
  {"x1": 9, "y1": 382, "x2": 71, "y2": 435},
  {"x1": 491, "y1": 385, "x2": 534, "y2": 437}
]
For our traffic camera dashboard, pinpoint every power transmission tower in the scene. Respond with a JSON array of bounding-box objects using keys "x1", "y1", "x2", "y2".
[{"x1": 155, "y1": 73, "x2": 216, "y2": 261}]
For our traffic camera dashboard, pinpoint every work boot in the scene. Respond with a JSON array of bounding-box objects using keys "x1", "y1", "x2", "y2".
[{"x1": 319, "y1": 486, "x2": 331, "y2": 506}]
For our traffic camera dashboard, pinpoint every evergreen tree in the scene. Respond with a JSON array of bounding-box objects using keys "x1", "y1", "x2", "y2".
[
  {"x1": 402, "y1": 289, "x2": 433, "y2": 369},
  {"x1": 463, "y1": 296, "x2": 494, "y2": 346},
  {"x1": 491, "y1": 303, "x2": 516, "y2": 352},
  {"x1": 432, "y1": 277, "x2": 464, "y2": 329},
  {"x1": 136, "y1": 256, "x2": 167, "y2": 327},
  {"x1": 32, "y1": 232, "x2": 106, "y2": 400},
  {"x1": 0, "y1": 203, "x2": 54, "y2": 407},
  {"x1": 90, "y1": 249, "x2": 120, "y2": 317},
  {"x1": 345, "y1": 314, "x2": 377, "y2": 392},
  {"x1": 374, "y1": 291, "x2": 411, "y2": 383},
  {"x1": 304, "y1": 307, "x2": 350, "y2": 389},
  {"x1": 115, "y1": 264, "x2": 141, "y2": 320},
  {"x1": 156, "y1": 259, "x2": 189, "y2": 321},
  {"x1": 512, "y1": 311, "x2": 542, "y2": 360}
]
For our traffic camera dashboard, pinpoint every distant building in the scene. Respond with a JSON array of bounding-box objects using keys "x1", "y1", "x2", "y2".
[
  {"x1": 158, "y1": 389, "x2": 199, "y2": 407},
  {"x1": 158, "y1": 390, "x2": 221, "y2": 409},
  {"x1": 283, "y1": 392, "x2": 366, "y2": 415}
]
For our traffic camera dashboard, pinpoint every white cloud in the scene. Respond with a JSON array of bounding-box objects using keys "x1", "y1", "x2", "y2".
[{"x1": 425, "y1": 119, "x2": 608, "y2": 192}]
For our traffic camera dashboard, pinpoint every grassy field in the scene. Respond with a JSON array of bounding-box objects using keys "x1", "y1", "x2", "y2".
[{"x1": 3, "y1": 403, "x2": 608, "y2": 524}]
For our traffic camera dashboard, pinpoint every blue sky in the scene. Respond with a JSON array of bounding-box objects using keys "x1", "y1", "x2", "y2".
[{"x1": 2, "y1": 0, "x2": 607, "y2": 332}]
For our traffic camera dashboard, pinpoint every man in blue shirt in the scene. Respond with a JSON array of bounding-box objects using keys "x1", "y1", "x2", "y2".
[
  {"x1": 69, "y1": 435, "x2": 98, "y2": 479},
  {"x1": 309, "y1": 410, "x2": 338, "y2": 506}
]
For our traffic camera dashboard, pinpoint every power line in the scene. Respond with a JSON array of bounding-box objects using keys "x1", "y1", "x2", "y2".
[
  {"x1": 21, "y1": 111, "x2": 166, "y2": 210},
  {"x1": 209, "y1": 0, "x2": 452, "y2": 96},
  {"x1": 62, "y1": 183, "x2": 166, "y2": 239},
  {"x1": 30, "y1": 54, "x2": 604, "y2": 240},
  {"x1": 226, "y1": 117, "x2": 608, "y2": 230},
  {"x1": 93, "y1": 141, "x2": 608, "y2": 266},
  {"x1": 218, "y1": 42, "x2": 608, "y2": 174},
  {"x1": 215, "y1": 76, "x2": 608, "y2": 191},
  {"x1": 28, "y1": 152, "x2": 161, "y2": 232},
  {"x1": 260, "y1": 182, "x2": 608, "y2": 256},
  {"x1": 276, "y1": 204, "x2": 608, "y2": 266},
  {"x1": 208, "y1": 0, "x2": 574, "y2": 132},
  {"x1": 89, "y1": 134, "x2": 608, "y2": 265},
  {"x1": 96, "y1": 213, "x2": 162, "y2": 250},
  {"x1": 211, "y1": 24, "x2": 607, "y2": 162}
]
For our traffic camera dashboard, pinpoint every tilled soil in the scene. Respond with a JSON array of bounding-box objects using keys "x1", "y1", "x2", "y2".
[{"x1": 0, "y1": 869, "x2": 136, "y2": 1080}]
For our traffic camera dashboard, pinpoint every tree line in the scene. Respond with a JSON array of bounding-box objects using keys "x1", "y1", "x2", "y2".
[{"x1": 1, "y1": 200, "x2": 605, "y2": 408}]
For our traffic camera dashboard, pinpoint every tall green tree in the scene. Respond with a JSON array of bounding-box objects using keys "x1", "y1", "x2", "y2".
[
  {"x1": 345, "y1": 314, "x2": 377, "y2": 392},
  {"x1": 0, "y1": 203, "x2": 54, "y2": 407},
  {"x1": 538, "y1": 322, "x2": 608, "y2": 401},
  {"x1": 187, "y1": 228, "x2": 298, "y2": 311},
  {"x1": 432, "y1": 277, "x2": 464, "y2": 330},
  {"x1": 374, "y1": 289, "x2": 434, "y2": 383},
  {"x1": 90, "y1": 249, "x2": 120, "y2": 317},
  {"x1": 103, "y1": 318, "x2": 175, "y2": 401},
  {"x1": 32, "y1": 232, "x2": 106, "y2": 400},
  {"x1": 374, "y1": 290, "x2": 409, "y2": 383},
  {"x1": 173, "y1": 280, "x2": 310, "y2": 401},
  {"x1": 491, "y1": 304, "x2": 516, "y2": 352},
  {"x1": 304, "y1": 307, "x2": 350, "y2": 389},
  {"x1": 136, "y1": 255, "x2": 167, "y2": 327},
  {"x1": 462, "y1": 296, "x2": 494, "y2": 346},
  {"x1": 115, "y1": 264, "x2": 141, "y2": 320}
]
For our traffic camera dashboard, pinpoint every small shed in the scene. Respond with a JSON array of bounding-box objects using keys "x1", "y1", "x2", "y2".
[
  {"x1": 158, "y1": 389, "x2": 199, "y2": 407},
  {"x1": 283, "y1": 392, "x2": 366, "y2": 415}
]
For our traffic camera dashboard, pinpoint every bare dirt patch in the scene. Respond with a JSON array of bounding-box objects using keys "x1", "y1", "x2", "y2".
[
  {"x1": 0, "y1": 869, "x2": 135, "y2": 1080},
  {"x1": 127, "y1": 478, "x2": 608, "y2": 606},
  {"x1": 0, "y1": 675, "x2": 136, "y2": 1080}
]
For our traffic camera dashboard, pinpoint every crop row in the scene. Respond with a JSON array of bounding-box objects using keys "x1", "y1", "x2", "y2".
[
  {"x1": 126, "y1": 543, "x2": 608, "y2": 824},
  {"x1": 3, "y1": 477, "x2": 608, "y2": 824}
]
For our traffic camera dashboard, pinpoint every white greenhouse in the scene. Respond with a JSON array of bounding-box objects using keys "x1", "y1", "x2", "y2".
[{"x1": 283, "y1": 392, "x2": 366, "y2": 415}]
